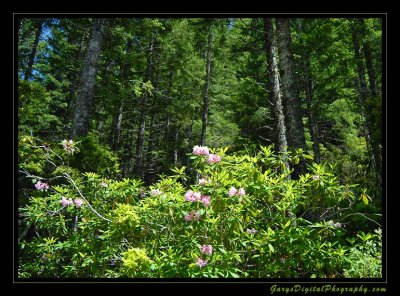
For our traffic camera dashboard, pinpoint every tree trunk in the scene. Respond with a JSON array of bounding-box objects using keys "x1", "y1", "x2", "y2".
[
  {"x1": 264, "y1": 18, "x2": 288, "y2": 155},
  {"x1": 276, "y1": 18, "x2": 307, "y2": 178},
  {"x1": 110, "y1": 39, "x2": 133, "y2": 150},
  {"x1": 111, "y1": 101, "x2": 124, "y2": 150},
  {"x1": 70, "y1": 18, "x2": 105, "y2": 138},
  {"x1": 144, "y1": 114, "x2": 156, "y2": 183},
  {"x1": 357, "y1": 19, "x2": 378, "y2": 97},
  {"x1": 173, "y1": 130, "x2": 179, "y2": 166},
  {"x1": 303, "y1": 62, "x2": 321, "y2": 164},
  {"x1": 200, "y1": 21, "x2": 213, "y2": 146},
  {"x1": 134, "y1": 38, "x2": 155, "y2": 178},
  {"x1": 24, "y1": 19, "x2": 44, "y2": 81},
  {"x1": 352, "y1": 22, "x2": 381, "y2": 185}
]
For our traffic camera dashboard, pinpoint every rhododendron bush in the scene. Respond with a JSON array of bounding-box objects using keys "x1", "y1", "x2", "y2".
[{"x1": 17, "y1": 136, "x2": 381, "y2": 278}]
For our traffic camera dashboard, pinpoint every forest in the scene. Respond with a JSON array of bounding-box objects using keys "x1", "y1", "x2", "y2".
[{"x1": 17, "y1": 17, "x2": 383, "y2": 278}]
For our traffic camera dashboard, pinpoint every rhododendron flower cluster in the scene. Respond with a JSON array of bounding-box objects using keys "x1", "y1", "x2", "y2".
[
  {"x1": 198, "y1": 178, "x2": 208, "y2": 186},
  {"x1": 150, "y1": 189, "x2": 162, "y2": 196},
  {"x1": 62, "y1": 139, "x2": 75, "y2": 154},
  {"x1": 196, "y1": 244, "x2": 213, "y2": 268},
  {"x1": 74, "y1": 198, "x2": 84, "y2": 208},
  {"x1": 328, "y1": 220, "x2": 342, "y2": 228},
  {"x1": 200, "y1": 196, "x2": 211, "y2": 207},
  {"x1": 246, "y1": 228, "x2": 257, "y2": 234},
  {"x1": 201, "y1": 244, "x2": 213, "y2": 255},
  {"x1": 185, "y1": 190, "x2": 202, "y2": 202},
  {"x1": 228, "y1": 187, "x2": 245, "y2": 197},
  {"x1": 35, "y1": 181, "x2": 49, "y2": 191},
  {"x1": 184, "y1": 211, "x2": 201, "y2": 221},
  {"x1": 61, "y1": 197, "x2": 73, "y2": 207},
  {"x1": 184, "y1": 190, "x2": 211, "y2": 207},
  {"x1": 192, "y1": 145, "x2": 209, "y2": 156},
  {"x1": 207, "y1": 154, "x2": 221, "y2": 164},
  {"x1": 196, "y1": 258, "x2": 208, "y2": 267},
  {"x1": 60, "y1": 197, "x2": 84, "y2": 208}
]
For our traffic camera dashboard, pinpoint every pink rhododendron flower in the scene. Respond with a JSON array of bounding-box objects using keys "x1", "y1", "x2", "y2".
[
  {"x1": 35, "y1": 181, "x2": 49, "y2": 191},
  {"x1": 194, "y1": 211, "x2": 201, "y2": 221},
  {"x1": 74, "y1": 198, "x2": 84, "y2": 208},
  {"x1": 228, "y1": 187, "x2": 237, "y2": 197},
  {"x1": 246, "y1": 228, "x2": 257, "y2": 234},
  {"x1": 192, "y1": 145, "x2": 210, "y2": 156},
  {"x1": 60, "y1": 197, "x2": 71, "y2": 207},
  {"x1": 334, "y1": 222, "x2": 342, "y2": 228},
  {"x1": 198, "y1": 178, "x2": 207, "y2": 186},
  {"x1": 184, "y1": 211, "x2": 201, "y2": 222},
  {"x1": 201, "y1": 196, "x2": 211, "y2": 207},
  {"x1": 207, "y1": 154, "x2": 221, "y2": 164},
  {"x1": 62, "y1": 139, "x2": 76, "y2": 154},
  {"x1": 184, "y1": 213, "x2": 193, "y2": 221},
  {"x1": 238, "y1": 188, "x2": 246, "y2": 196},
  {"x1": 196, "y1": 257, "x2": 208, "y2": 267},
  {"x1": 185, "y1": 190, "x2": 201, "y2": 202},
  {"x1": 150, "y1": 189, "x2": 162, "y2": 196},
  {"x1": 201, "y1": 244, "x2": 213, "y2": 255}
]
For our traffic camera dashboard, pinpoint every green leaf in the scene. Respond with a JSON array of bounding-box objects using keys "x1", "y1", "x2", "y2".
[
  {"x1": 218, "y1": 247, "x2": 227, "y2": 255},
  {"x1": 310, "y1": 273, "x2": 317, "y2": 278},
  {"x1": 283, "y1": 220, "x2": 291, "y2": 229},
  {"x1": 268, "y1": 243, "x2": 274, "y2": 253},
  {"x1": 361, "y1": 193, "x2": 369, "y2": 205}
]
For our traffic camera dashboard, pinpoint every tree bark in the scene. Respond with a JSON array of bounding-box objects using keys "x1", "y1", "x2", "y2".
[
  {"x1": 134, "y1": 38, "x2": 155, "y2": 178},
  {"x1": 70, "y1": 18, "x2": 105, "y2": 138},
  {"x1": 352, "y1": 21, "x2": 381, "y2": 184},
  {"x1": 303, "y1": 62, "x2": 321, "y2": 164},
  {"x1": 264, "y1": 18, "x2": 288, "y2": 155},
  {"x1": 173, "y1": 130, "x2": 179, "y2": 166},
  {"x1": 276, "y1": 18, "x2": 307, "y2": 178},
  {"x1": 24, "y1": 19, "x2": 44, "y2": 81},
  {"x1": 200, "y1": 20, "x2": 213, "y2": 146},
  {"x1": 357, "y1": 19, "x2": 378, "y2": 97},
  {"x1": 110, "y1": 39, "x2": 133, "y2": 150}
]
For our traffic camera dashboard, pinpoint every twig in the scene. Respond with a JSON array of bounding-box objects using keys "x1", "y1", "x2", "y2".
[
  {"x1": 338, "y1": 212, "x2": 382, "y2": 227},
  {"x1": 63, "y1": 173, "x2": 112, "y2": 223}
]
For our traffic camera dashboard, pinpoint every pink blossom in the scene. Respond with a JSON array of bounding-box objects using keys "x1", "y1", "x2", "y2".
[
  {"x1": 184, "y1": 211, "x2": 201, "y2": 222},
  {"x1": 74, "y1": 198, "x2": 84, "y2": 208},
  {"x1": 184, "y1": 212, "x2": 193, "y2": 221},
  {"x1": 238, "y1": 188, "x2": 246, "y2": 196},
  {"x1": 201, "y1": 196, "x2": 211, "y2": 207},
  {"x1": 185, "y1": 190, "x2": 201, "y2": 202},
  {"x1": 334, "y1": 222, "x2": 342, "y2": 228},
  {"x1": 194, "y1": 211, "x2": 201, "y2": 221},
  {"x1": 198, "y1": 178, "x2": 207, "y2": 186},
  {"x1": 228, "y1": 187, "x2": 237, "y2": 197},
  {"x1": 207, "y1": 154, "x2": 221, "y2": 164},
  {"x1": 60, "y1": 197, "x2": 71, "y2": 207},
  {"x1": 246, "y1": 228, "x2": 257, "y2": 234},
  {"x1": 35, "y1": 181, "x2": 49, "y2": 191},
  {"x1": 192, "y1": 145, "x2": 210, "y2": 156},
  {"x1": 150, "y1": 189, "x2": 162, "y2": 196},
  {"x1": 201, "y1": 244, "x2": 213, "y2": 255},
  {"x1": 196, "y1": 257, "x2": 208, "y2": 267},
  {"x1": 62, "y1": 139, "x2": 75, "y2": 154}
]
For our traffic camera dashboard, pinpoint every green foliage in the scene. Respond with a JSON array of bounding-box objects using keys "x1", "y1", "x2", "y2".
[
  {"x1": 69, "y1": 134, "x2": 120, "y2": 177},
  {"x1": 343, "y1": 228, "x2": 382, "y2": 278},
  {"x1": 121, "y1": 248, "x2": 153, "y2": 276},
  {"x1": 18, "y1": 140, "x2": 381, "y2": 278}
]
